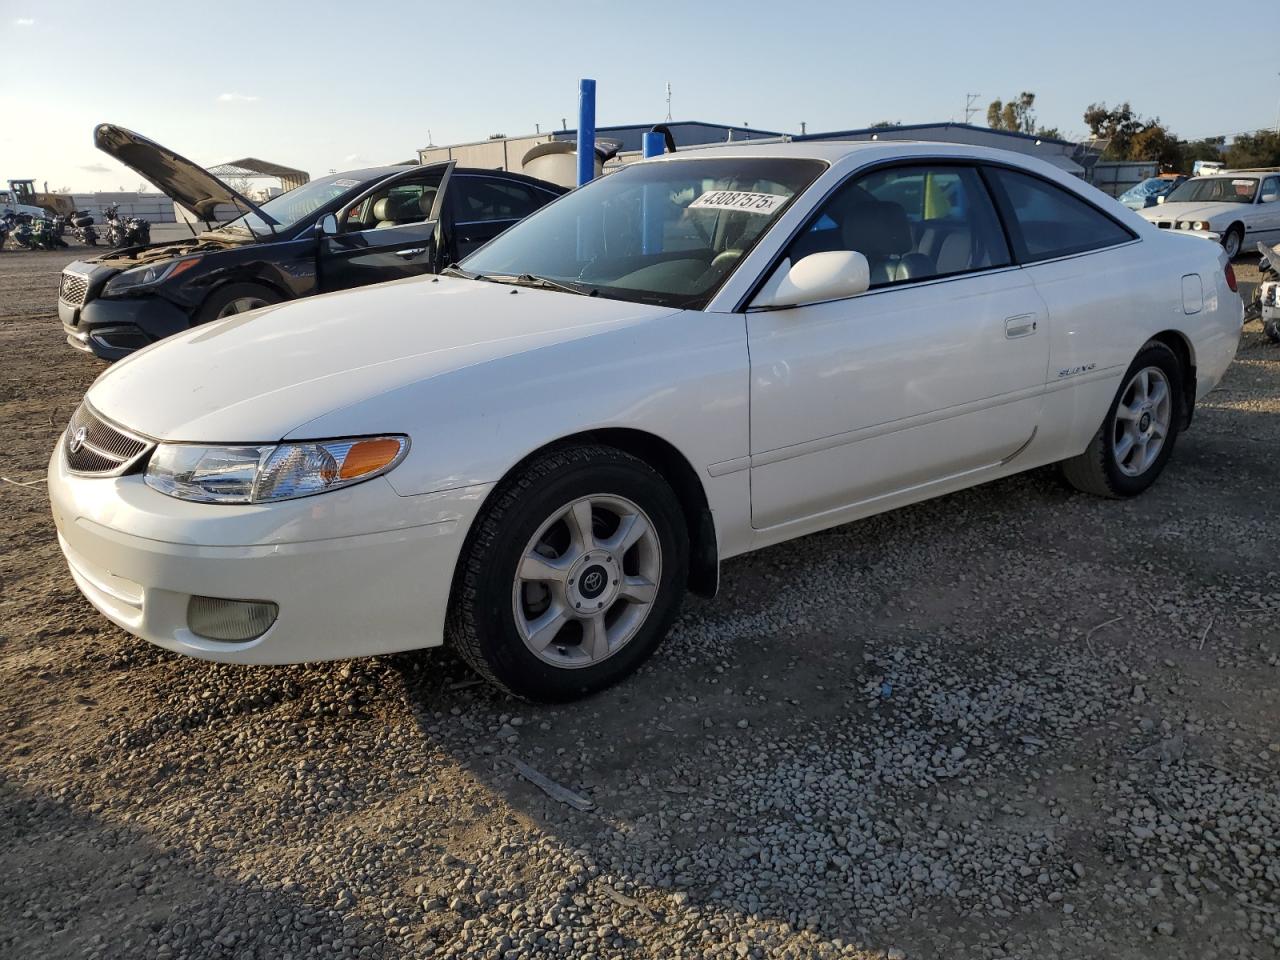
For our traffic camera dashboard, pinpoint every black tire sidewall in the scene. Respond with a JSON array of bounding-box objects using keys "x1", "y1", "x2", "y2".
[
  {"x1": 1099, "y1": 344, "x2": 1183, "y2": 497},
  {"x1": 466, "y1": 455, "x2": 688, "y2": 701}
]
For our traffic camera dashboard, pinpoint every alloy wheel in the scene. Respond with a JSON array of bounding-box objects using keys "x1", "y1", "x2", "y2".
[
  {"x1": 1112, "y1": 366, "x2": 1173, "y2": 477},
  {"x1": 512, "y1": 494, "x2": 662, "y2": 668},
  {"x1": 217, "y1": 297, "x2": 268, "y2": 318}
]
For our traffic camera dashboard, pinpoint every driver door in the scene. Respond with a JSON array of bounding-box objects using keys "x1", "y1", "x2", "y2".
[{"x1": 319, "y1": 162, "x2": 452, "y2": 292}]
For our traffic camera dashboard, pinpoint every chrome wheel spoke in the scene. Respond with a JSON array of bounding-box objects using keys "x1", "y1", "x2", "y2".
[
  {"x1": 1114, "y1": 431, "x2": 1136, "y2": 464},
  {"x1": 618, "y1": 575, "x2": 657, "y2": 604},
  {"x1": 519, "y1": 552, "x2": 569, "y2": 584},
  {"x1": 600, "y1": 512, "x2": 649, "y2": 555},
  {"x1": 565, "y1": 499, "x2": 596, "y2": 553},
  {"x1": 583, "y1": 613, "x2": 610, "y2": 660},
  {"x1": 524, "y1": 604, "x2": 569, "y2": 652},
  {"x1": 1115, "y1": 402, "x2": 1139, "y2": 422},
  {"x1": 1148, "y1": 379, "x2": 1168, "y2": 409}
]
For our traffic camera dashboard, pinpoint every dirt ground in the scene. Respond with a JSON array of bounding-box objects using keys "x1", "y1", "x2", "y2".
[{"x1": 1, "y1": 248, "x2": 1278, "y2": 960}]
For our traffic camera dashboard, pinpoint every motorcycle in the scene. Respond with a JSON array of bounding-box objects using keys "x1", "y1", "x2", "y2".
[
  {"x1": 0, "y1": 210, "x2": 11, "y2": 250},
  {"x1": 1252, "y1": 241, "x2": 1280, "y2": 343},
  {"x1": 68, "y1": 209, "x2": 98, "y2": 246},
  {"x1": 103, "y1": 203, "x2": 151, "y2": 247},
  {"x1": 7, "y1": 211, "x2": 35, "y2": 250}
]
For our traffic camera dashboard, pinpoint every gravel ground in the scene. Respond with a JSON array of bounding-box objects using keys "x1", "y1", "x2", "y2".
[{"x1": 2, "y1": 249, "x2": 1278, "y2": 960}]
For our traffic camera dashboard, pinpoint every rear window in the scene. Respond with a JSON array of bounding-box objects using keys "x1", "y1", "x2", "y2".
[{"x1": 985, "y1": 167, "x2": 1133, "y2": 263}]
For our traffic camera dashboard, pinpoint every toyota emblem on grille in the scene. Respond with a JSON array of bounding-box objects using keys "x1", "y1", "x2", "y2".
[{"x1": 68, "y1": 426, "x2": 88, "y2": 454}]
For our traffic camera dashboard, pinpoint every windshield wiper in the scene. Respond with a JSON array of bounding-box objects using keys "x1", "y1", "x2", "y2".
[
  {"x1": 498, "y1": 273, "x2": 597, "y2": 297},
  {"x1": 441, "y1": 264, "x2": 479, "y2": 279}
]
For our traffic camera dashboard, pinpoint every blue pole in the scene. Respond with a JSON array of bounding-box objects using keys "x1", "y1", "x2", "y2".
[
  {"x1": 641, "y1": 132, "x2": 665, "y2": 255},
  {"x1": 576, "y1": 78, "x2": 596, "y2": 188}
]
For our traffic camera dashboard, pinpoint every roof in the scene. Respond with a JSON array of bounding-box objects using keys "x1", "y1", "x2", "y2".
[
  {"x1": 207, "y1": 157, "x2": 310, "y2": 181},
  {"x1": 639, "y1": 140, "x2": 1094, "y2": 184},
  {"x1": 795, "y1": 121, "x2": 1077, "y2": 150},
  {"x1": 554, "y1": 119, "x2": 782, "y2": 137}
]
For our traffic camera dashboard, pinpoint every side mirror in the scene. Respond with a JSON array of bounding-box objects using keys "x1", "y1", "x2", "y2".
[
  {"x1": 751, "y1": 251, "x2": 871, "y2": 310},
  {"x1": 1156, "y1": 195, "x2": 1166, "y2": 204},
  {"x1": 1262, "y1": 193, "x2": 1279, "y2": 204},
  {"x1": 317, "y1": 214, "x2": 338, "y2": 237}
]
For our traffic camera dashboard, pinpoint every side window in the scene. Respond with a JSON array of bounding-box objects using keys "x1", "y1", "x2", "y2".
[
  {"x1": 784, "y1": 164, "x2": 1010, "y2": 287},
  {"x1": 452, "y1": 178, "x2": 541, "y2": 224},
  {"x1": 344, "y1": 177, "x2": 440, "y2": 232},
  {"x1": 985, "y1": 167, "x2": 1133, "y2": 262},
  {"x1": 1262, "y1": 177, "x2": 1280, "y2": 201}
]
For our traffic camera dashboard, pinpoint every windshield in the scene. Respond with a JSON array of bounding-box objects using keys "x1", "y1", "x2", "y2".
[
  {"x1": 1165, "y1": 177, "x2": 1257, "y2": 205},
  {"x1": 216, "y1": 173, "x2": 372, "y2": 235},
  {"x1": 461, "y1": 157, "x2": 826, "y2": 309},
  {"x1": 1122, "y1": 178, "x2": 1171, "y2": 199}
]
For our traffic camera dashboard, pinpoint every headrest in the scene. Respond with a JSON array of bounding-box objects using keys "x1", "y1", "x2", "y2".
[
  {"x1": 372, "y1": 197, "x2": 393, "y2": 222},
  {"x1": 418, "y1": 189, "x2": 437, "y2": 216},
  {"x1": 840, "y1": 200, "x2": 913, "y2": 258}
]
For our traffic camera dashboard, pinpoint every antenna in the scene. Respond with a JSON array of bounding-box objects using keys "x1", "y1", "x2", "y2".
[
  {"x1": 800, "y1": 121, "x2": 807, "y2": 135},
  {"x1": 535, "y1": 122, "x2": 540, "y2": 134},
  {"x1": 964, "y1": 93, "x2": 981, "y2": 124},
  {"x1": 665, "y1": 82, "x2": 672, "y2": 122},
  {"x1": 426, "y1": 128, "x2": 434, "y2": 147}
]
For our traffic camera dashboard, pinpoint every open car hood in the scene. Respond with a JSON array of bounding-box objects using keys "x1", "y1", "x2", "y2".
[{"x1": 94, "y1": 123, "x2": 272, "y2": 227}]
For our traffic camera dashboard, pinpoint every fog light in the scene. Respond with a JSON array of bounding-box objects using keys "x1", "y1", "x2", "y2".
[{"x1": 187, "y1": 596, "x2": 278, "y2": 642}]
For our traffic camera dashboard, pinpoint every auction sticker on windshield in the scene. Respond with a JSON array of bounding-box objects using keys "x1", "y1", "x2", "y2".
[{"x1": 690, "y1": 191, "x2": 788, "y2": 215}]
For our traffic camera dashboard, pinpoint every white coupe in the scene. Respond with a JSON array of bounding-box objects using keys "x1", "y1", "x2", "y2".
[
  {"x1": 50, "y1": 142, "x2": 1243, "y2": 700},
  {"x1": 1136, "y1": 172, "x2": 1280, "y2": 258}
]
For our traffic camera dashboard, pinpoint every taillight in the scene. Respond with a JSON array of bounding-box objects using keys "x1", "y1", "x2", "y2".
[{"x1": 1224, "y1": 263, "x2": 1238, "y2": 293}]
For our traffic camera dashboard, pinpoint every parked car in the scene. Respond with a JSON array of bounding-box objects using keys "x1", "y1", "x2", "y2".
[
  {"x1": 58, "y1": 124, "x2": 565, "y2": 360},
  {"x1": 1117, "y1": 175, "x2": 1185, "y2": 210},
  {"x1": 50, "y1": 141, "x2": 1243, "y2": 701},
  {"x1": 1136, "y1": 171, "x2": 1280, "y2": 258}
]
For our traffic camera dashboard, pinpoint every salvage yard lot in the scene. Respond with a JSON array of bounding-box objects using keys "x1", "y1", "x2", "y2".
[{"x1": 1, "y1": 250, "x2": 1278, "y2": 959}]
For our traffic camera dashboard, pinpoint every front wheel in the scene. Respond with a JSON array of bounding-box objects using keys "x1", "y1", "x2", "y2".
[
  {"x1": 1222, "y1": 225, "x2": 1243, "y2": 260},
  {"x1": 448, "y1": 444, "x2": 689, "y2": 701},
  {"x1": 196, "y1": 283, "x2": 281, "y2": 324},
  {"x1": 1061, "y1": 341, "x2": 1183, "y2": 498}
]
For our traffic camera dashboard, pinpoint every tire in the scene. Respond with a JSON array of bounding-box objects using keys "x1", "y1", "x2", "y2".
[
  {"x1": 1264, "y1": 317, "x2": 1280, "y2": 343},
  {"x1": 1222, "y1": 225, "x2": 1243, "y2": 260},
  {"x1": 448, "y1": 444, "x2": 689, "y2": 701},
  {"x1": 196, "y1": 283, "x2": 281, "y2": 325},
  {"x1": 1061, "y1": 341, "x2": 1184, "y2": 498}
]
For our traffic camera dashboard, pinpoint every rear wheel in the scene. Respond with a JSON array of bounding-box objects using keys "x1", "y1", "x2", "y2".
[
  {"x1": 1061, "y1": 342, "x2": 1183, "y2": 498},
  {"x1": 197, "y1": 283, "x2": 281, "y2": 324},
  {"x1": 448, "y1": 444, "x2": 689, "y2": 701}
]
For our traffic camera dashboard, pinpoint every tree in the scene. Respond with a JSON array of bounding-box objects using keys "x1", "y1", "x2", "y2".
[
  {"x1": 1083, "y1": 102, "x2": 1144, "y2": 159},
  {"x1": 1181, "y1": 138, "x2": 1225, "y2": 172},
  {"x1": 1224, "y1": 130, "x2": 1280, "y2": 169},
  {"x1": 1128, "y1": 122, "x2": 1182, "y2": 170},
  {"x1": 869, "y1": 120, "x2": 900, "y2": 129},
  {"x1": 987, "y1": 92, "x2": 1038, "y2": 134}
]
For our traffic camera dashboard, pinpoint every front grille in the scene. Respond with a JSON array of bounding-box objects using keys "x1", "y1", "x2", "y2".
[
  {"x1": 59, "y1": 271, "x2": 89, "y2": 306},
  {"x1": 63, "y1": 403, "x2": 152, "y2": 476},
  {"x1": 1156, "y1": 221, "x2": 1172, "y2": 230}
]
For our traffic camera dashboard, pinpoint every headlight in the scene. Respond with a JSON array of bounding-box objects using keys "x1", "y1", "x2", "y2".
[
  {"x1": 1193, "y1": 221, "x2": 1211, "y2": 231},
  {"x1": 104, "y1": 257, "x2": 199, "y2": 295},
  {"x1": 144, "y1": 436, "x2": 408, "y2": 503}
]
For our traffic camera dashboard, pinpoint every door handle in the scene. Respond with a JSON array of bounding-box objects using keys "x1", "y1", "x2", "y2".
[
  {"x1": 394, "y1": 247, "x2": 426, "y2": 258},
  {"x1": 1004, "y1": 314, "x2": 1038, "y2": 338}
]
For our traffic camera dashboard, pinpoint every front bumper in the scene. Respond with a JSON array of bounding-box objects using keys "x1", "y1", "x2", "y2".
[
  {"x1": 48, "y1": 442, "x2": 492, "y2": 664},
  {"x1": 61, "y1": 293, "x2": 192, "y2": 362}
]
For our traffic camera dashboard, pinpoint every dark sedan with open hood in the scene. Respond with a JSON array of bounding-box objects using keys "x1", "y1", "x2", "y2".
[{"x1": 59, "y1": 124, "x2": 565, "y2": 360}]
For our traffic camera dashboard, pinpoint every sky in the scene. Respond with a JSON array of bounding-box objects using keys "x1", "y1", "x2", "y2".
[{"x1": 2, "y1": 0, "x2": 1278, "y2": 194}]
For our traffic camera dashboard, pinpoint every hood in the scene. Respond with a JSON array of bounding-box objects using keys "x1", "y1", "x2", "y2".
[
  {"x1": 87, "y1": 277, "x2": 679, "y2": 442},
  {"x1": 1138, "y1": 201, "x2": 1236, "y2": 221},
  {"x1": 94, "y1": 123, "x2": 269, "y2": 226}
]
